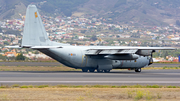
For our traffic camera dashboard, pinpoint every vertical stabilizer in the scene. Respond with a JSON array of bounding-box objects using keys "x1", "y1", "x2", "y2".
[{"x1": 21, "y1": 5, "x2": 50, "y2": 47}]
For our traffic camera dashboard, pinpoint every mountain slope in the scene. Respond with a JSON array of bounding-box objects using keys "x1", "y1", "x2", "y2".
[
  {"x1": 0, "y1": 0, "x2": 25, "y2": 20},
  {"x1": 78, "y1": 0, "x2": 180, "y2": 26},
  {"x1": 0, "y1": 0, "x2": 180, "y2": 26},
  {"x1": 0, "y1": 0, "x2": 89, "y2": 20}
]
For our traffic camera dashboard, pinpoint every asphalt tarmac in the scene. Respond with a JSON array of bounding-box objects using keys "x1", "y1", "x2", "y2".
[
  {"x1": 0, "y1": 70, "x2": 180, "y2": 85},
  {"x1": 0, "y1": 62, "x2": 180, "y2": 67}
]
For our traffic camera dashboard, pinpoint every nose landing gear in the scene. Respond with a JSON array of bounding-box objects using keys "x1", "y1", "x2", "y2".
[{"x1": 135, "y1": 68, "x2": 141, "y2": 72}]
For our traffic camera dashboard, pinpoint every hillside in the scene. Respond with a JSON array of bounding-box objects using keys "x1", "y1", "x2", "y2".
[
  {"x1": 0, "y1": 0, "x2": 89, "y2": 20},
  {"x1": 0, "y1": 0, "x2": 26, "y2": 20},
  {"x1": 78, "y1": 0, "x2": 180, "y2": 26},
  {"x1": 1, "y1": 0, "x2": 180, "y2": 26}
]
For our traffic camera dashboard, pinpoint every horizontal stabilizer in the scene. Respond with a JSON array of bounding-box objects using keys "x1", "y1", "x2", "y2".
[
  {"x1": 30, "y1": 46, "x2": 62, "y2": 49},
  {"x1": 5, "y1": 46, "x2": 22, "y2": 48},
  {"x1": 5, "y1": 46, "x2": 62, "y2": 49}
]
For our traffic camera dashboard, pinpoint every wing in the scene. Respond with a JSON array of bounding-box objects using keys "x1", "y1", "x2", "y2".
[
  {"x1": 85, "y1": 46, "x2": 176, "y2": 56},
  {"x1": 86, "y1": 49, "x2": 138, "y2": 55}
]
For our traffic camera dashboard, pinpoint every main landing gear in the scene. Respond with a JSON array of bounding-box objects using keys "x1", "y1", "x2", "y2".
[
  {"x1": 89, "y1": 68, "x2": 95, "y2": 72},
  {"x1": 96, "y1": 69, "x2": 111, "y2": 73},
  {"x1": 135, "y1": 68, "x2": 141, "y2": 72},
  {"x1": 82, "y1": 68, "x2": 95, "y2": 72},
  {"x1": 97, "y1": 69, "x2": 103, "y2": 73},
  {"x1": 82, "y1": 68, "x2": 88, "y2": 72},
  {"x1": 103, "y1": 70, "x2": 111, "y2": 73},
  {"x1": 82, "y1": 68, "x2": 111, "y2": 73}
]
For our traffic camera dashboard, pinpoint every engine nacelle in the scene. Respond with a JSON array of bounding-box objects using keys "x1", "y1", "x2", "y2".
[
  {"x1": 104, "y1": 54, "x2": 138, "y2": 60},
  {"x1": 136, "y1": 50, "x2": 155, "y2": 56}
]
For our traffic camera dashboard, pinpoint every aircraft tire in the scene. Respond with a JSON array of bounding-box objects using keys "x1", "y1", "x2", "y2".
[
  {"x1": 89, "y1": 68, "x2": 95, "y2": 72},
  {"x1": 104, "y1": 70, "x2": 110, "y2": 73},
  {"x1": 97, "y1": 69, "x2": 103, "y2": 73},
  {"x1": 135, "y1": 68, "x2": 141, "y2": 72},
  {"x1": 82, "y1": 69, "x2": 88, "y2": 72}
]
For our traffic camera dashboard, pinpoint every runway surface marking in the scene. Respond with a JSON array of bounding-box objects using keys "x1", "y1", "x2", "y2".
[{"x1": 0, "y1": 81, "x2": 180, "y2": 84}]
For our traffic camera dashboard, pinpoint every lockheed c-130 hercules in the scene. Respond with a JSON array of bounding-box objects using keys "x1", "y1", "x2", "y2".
[{"x1": 6, "y1": 5, "x2": 176, "y2": 73}]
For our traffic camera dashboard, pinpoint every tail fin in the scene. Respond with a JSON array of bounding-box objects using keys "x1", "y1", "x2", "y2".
[{"x1": 21, "y1": 5, "x2": 50, "y2": 47}]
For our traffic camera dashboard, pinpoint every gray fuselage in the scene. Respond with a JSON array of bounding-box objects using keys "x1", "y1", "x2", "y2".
[{"x1": 38, "y1": 46, "x2": 150, "y2": 70}]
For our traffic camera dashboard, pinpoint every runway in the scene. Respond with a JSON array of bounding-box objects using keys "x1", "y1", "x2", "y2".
[
  {"x1": 0, "y1": 69, "x2": 180, "y2": 85},
  {"x1": 0, "y1": 62, "x2": 180, "y2": 67}
]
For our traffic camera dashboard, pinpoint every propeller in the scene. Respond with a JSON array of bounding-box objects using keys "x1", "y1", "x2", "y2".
[{"x1": 148, "y1": 50, "x2": 155, "y2": 65}]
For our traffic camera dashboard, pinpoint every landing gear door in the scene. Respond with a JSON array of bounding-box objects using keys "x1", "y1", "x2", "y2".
[
  {"x1": 98, "y1": 65, "x2": 113, "y2": 70},
  {"x1": 98, "y1": 59, "x2": 113, "y2": 70}
]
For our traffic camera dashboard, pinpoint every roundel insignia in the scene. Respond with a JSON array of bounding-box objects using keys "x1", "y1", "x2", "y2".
[{"x1": 35, "y1": 12, "x2": 38, "y2": 18}]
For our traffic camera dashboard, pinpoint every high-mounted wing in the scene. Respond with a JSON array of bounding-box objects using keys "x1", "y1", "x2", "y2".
[
  {"x1": 85, "y1": 46, "x2": 176, "y2": 56},
  {"x1": 86, "y1": 49, "x2": 138, "y2": 55}
]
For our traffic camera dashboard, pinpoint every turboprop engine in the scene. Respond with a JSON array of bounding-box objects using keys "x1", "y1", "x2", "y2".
[
  {"x1": 136, "y1": 50, "x2": 155, "y2": 56},
  {"x1": 104, "y1": 54, "x2": 138, "y2": 60}
]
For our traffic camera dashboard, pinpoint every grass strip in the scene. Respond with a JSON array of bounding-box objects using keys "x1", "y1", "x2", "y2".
[
  {"x1": 0, "y1": 84, "x2": 179, "y2": 89},
  {"x1": 154, "y1": 62, "x2": 180, "y2": 64},
  {"x1": 0, "y1": 66, "x2": 180, "y2": 71},
  {"x1": 143, "y1": 66, "x2": 180, "y2": 70},
  {"x1": 0, "y1": 88, "x2": 179, "y2": 100}
]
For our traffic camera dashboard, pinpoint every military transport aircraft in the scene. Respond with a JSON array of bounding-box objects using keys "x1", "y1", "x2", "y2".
[{"x1": 6, "y1": 5, "x2": 176, "y2": 73}]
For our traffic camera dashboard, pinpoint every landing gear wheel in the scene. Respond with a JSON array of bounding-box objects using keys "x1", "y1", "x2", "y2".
[
  {"x1": 135, "y1": 68, "x2": 141, "y2": 72},
  {"x1": 97, "y1": 69, "x2": 103, "y2": 73},
  {"x1": 104, "y1": 70, "x2": 110, "y2": 73},
  {"x1": 82, "y1": 69, "x2": 88, "y2": 72},
  {"x1": 89, "y1": 68, "x2": 95, "y2": 72}
]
